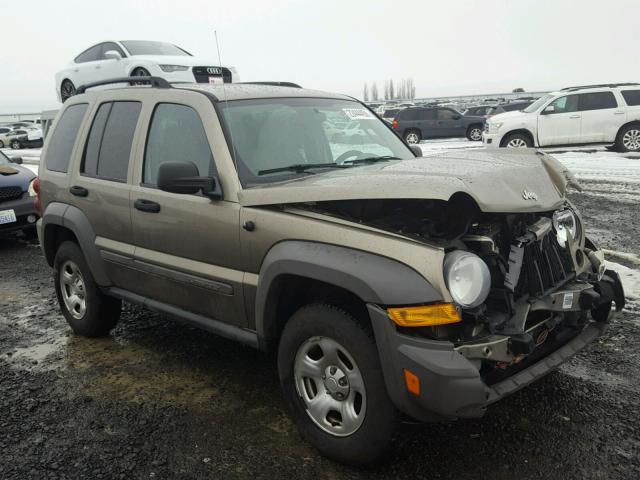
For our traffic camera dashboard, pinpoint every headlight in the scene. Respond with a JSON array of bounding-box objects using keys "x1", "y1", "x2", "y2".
[
  {"x1": 488, "y1": 122, "x2": 503, "y2": 133},
  {"x1": 443, "y1": 251, "x2": 491, "y2": 308},
  {"x1": 553, "y1": 209, "x2": 578, "y2": 246},
  {"x1": 28, "y1": 179, "x2": 37, "y2": 197},
  {"x1": 159, "y1": 65, "x2": 189, "y2": 72}
]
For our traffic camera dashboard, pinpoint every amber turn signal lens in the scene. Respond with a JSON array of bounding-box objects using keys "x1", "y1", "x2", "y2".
[
  {"x1": 387, "y1": 303, "x2": 461, "y2": 327},
  {"x1": 403, "y1": 369, "x2": 420, "y2": 396}
]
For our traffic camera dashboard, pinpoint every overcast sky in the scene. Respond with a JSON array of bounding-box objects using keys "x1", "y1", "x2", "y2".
[{"x1": 2, "y1": 0, "x2": 639, "y2": 113}]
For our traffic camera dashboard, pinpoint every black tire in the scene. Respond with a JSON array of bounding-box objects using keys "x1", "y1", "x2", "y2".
[
  {"x1": 403, "y1": 129, "x2": 421, "y2": 144},
  {"x1": 501, "y1": 132, "x2": 532, "y2": 148},
  {"x1": 60, "y1": 80, "x2": 76, "y2": 103},
  {"x1": 278, "y1": 304, "x2": 396, "y2": 465},
  {"x1": 615, "y1": 123, "x2": 640, "y2": 152},
  {"x1": 466, "y1": 124, "x2": 483, "y2": 142},
  {"x1": 131, "y1": 67, "x2": 151, "y2": 85},
  {"x1": 0, "y1": 140, "x2": 4, "y2": 148},
  {"x1": 11, "y1": 140, "x2": 21, "y2": 150},
  {"x1": 54, "y1": 241, "x2": 121, "y2": 337}
]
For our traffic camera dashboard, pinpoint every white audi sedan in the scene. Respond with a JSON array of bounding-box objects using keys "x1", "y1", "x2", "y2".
[{"x1": 54, "y1": 40, "x2": 240, "y2": 102}]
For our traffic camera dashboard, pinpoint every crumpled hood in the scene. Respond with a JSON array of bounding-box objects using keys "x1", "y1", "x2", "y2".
[{"x1": 239, "y1": 149, "x2": 577, "y2": 213}]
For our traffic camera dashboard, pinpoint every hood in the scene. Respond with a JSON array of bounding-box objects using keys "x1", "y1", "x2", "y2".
[
  {"x1": 239, "y1": 149, "x2": 574, "y2": 213},
  {"x1": 488, "y1": 110, "x2": 529, "y2": 122},
  {"x1": 0, "y1": 163, "x2": 35, "y2": 190},
  {"x1": 129, "y1": 55, "x2": 233, "y2": 68}
]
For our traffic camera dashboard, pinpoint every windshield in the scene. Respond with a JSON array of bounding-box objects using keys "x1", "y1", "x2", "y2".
[
  {"x1": 523, "y1": 94, "x2": 553, "y2": 113},
  {"x1": 218, "y1": 98, "x2": 415, "y2": 186},
  {"x1": 120, "y1": 41, "x2": 191, "y2": 56}
]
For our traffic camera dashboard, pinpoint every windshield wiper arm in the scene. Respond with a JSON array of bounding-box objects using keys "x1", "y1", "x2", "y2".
[
  {"x1": 258, "y1": 162, "x2": 352, "y2": 176},
  {"x1": 342, "y1": 155, "x2": 401, "y2": 165}
]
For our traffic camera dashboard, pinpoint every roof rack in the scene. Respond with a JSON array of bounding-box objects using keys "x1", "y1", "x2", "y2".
[
  {"x1": 237, "y1": 81, "x2": 302, "y2": 88},
  {"x1": 560, "y1": 82, "x2": 640, "y2": 92},
  {"x1": 76, "y1": 76, "x2": 171, "y2": 94}
]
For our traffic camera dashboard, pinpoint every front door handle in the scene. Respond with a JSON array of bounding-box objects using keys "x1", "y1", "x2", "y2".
[
  {"x1": 614, "y1": 111, "x2": 625, "y2": 115},
  {"x1": 569, "y1": 115, "x2": 581, "y2": 119},
  {"x1": 69, "y1": 185, "x2": 88, "y2": 197},
  {"x1": 134, "y1": 199, "x2": 161, "y2": 213}
]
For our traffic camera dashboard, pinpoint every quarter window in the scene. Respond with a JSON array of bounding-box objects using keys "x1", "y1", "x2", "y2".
[
  {"x1": 547, "y1": 95, "x2": 579, "y2": 114},
  {"x1": 82, "y1": 101, "x2": 141, "y2": 182},
  {"x1": 46, "y1": 103, "x2": 88, "y2": 173},
  {"x1": 143, "y1": 104, "x2": 214, "y2": 186},
  {"x1": 579, "y1": 92, "x2": 617, "y2": 111},
  {"x1": 621, "y1": 90, "x2": 640, "y2": 106}
]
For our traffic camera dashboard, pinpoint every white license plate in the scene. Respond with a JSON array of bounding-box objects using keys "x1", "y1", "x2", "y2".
[
  {"x1": 208, "y1": 76, "x2": 223, "y2": 85},
  {"x1": 0, "y1": 209, "x2": 17, "y2": 225}
]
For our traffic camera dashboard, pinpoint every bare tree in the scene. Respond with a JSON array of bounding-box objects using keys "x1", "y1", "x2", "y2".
[
  {"x1": 384, "y1": 80, "x2": 389, "y2": 100},
  {"x1": 407, "y1": 78, "x2": 416, "y2": 100},
  {"x1": 389, "y1": 79, "x2": 395, "y2": 100},
  {"x1": 371, "y1": 82, "x2": 379, "y2": 101},
  {"x1": 363, "y1": 83, "x2": 369, "y2": 102}
]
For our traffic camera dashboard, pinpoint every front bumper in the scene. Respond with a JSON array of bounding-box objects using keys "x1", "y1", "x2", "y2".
[
  {"x1": 482, "y1": 131, "x2": 502, "y2": 147},
  {"x1": 0, "y1": 194, "x2": 39, "y2": 232},
  {"x1": 368, "y1": 271, "x2": 624, "y2": 422}
]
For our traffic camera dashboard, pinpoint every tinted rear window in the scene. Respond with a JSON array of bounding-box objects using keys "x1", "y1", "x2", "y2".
[
  {"x1": 621, "y1": 90, "x2": 640, "y2": 106},
  {"x1": 46, "y1": 104, "x2": 88, "y2": 173},
  {"x1": 579, "y1": 92, "x2": 617, "y2": 111},
  {"x1": 82, "y1": 101, "x2": 141, "y2": 182}
]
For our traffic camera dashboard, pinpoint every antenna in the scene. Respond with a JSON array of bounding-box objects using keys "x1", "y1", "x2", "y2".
[{"x1": 214, "y1": 30, "x2": 238, "y2": 170}]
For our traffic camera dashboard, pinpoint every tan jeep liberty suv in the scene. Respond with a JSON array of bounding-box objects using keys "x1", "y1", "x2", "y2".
[{"x1": 36, "y1": 77, "x2": 625, "y2": 465}]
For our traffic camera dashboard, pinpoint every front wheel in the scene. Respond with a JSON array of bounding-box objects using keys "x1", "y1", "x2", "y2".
[
  {"x1": 60, "y1": 80, "x2": 76, "y2": 103},
  {"x1": 11, "y1": 140, "x2": 21, "y2": 149},
  {"x1": 616, "y1": 124, "x2": 640, "y2": 152},
  {"x1": 54, "y1": 241, "x2": 121, "y2": 337},
  {"x1": 131, "y1": 67, "x2": 151, "y2": 85},
  {"x1": 466, "y1": 125, "x2": 483, "y2": 141},
  {"x1": 278, "y1": 304, "x2": 396, "y2": 465},
  {"x1": 502, "y1": 132, "x2": 532, "y2": 148},
  {"x1": 404, "y1": 129, "x2": 421, "y2": 144}
]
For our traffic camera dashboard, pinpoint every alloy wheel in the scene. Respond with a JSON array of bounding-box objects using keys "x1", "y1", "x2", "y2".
[
  {"x1": 294, "y1": 336, "x2": 366, "y2": 437},
  {"x1": 507, "y1": 138, "x2": 528, "y2": 148},
  {"x1": 405, "y1": 132, "x2": 420, "y2": 144},
  {"x1": 61, "y1": 81, "x2": 76, "y2": 102},
  {"x1": 11, "y1": 141, "x2": 20, "y2": 149},
  {"x1": 60, "y1": 260, "x2": 87, "y2": 320},
  {"x1": 469, "y1": 128, "x2": 482, "y2": 141},
  {"x1": 622, "y1": 129, "x2": 640, "y2": 151}
]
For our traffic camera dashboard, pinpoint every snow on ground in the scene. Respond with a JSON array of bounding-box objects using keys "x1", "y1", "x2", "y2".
[{"x1": 607, "y1": 260, "x2": 640, "y2": 304}]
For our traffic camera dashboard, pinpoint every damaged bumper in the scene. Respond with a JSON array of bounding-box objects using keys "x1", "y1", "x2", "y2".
[{"x1": 368, "y1": 269, "x2": 625, "y2": 422}]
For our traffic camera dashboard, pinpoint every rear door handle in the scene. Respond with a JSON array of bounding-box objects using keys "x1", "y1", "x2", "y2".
[
  {"x1": 69, "y1": 185, "x2": 88, "y2": 197},
  {"x1": 134, "y1": 199, "x2": 161, "y2": 213},
  {"x1": 614, "y1": 111, "x2": 625, "y2": 115}
]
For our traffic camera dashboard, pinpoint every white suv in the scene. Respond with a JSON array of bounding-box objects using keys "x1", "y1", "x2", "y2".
[{"x1": 483, "y1": 83, "x2": 640, "y2": 152}]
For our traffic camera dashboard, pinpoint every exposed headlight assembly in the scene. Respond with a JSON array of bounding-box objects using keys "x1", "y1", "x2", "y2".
[
  {"x1": 28, "y1": 179, "x2": 37, "y2": 197},
  {"x1": 553, "y1": 209, "x2": 578, "y2": 246},
  {"x1": 159, "y1": 65, "x2": 189, "y2": 72},
  {"x1": 443, "y1": 251, "x2": 491, "y2": 309}
]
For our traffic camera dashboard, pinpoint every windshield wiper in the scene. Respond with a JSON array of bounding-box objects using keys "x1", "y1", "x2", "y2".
[
  {"x1": 342, "y1": 155, "x2": 401, "y2": 165},
  {"x1": 258, "y1": 162, "x2": 352, "y2": 176}
]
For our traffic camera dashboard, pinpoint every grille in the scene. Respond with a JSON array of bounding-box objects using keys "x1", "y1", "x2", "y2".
[
  {"x1": 515, "y1": 233, "x2": 574, "y2": 297},
  {"x1": 0, "y1": 186, "x2": 23, "y2": 202},
  {"x1": 192, "y1": 66, "x2": 233, "y2": 84}
]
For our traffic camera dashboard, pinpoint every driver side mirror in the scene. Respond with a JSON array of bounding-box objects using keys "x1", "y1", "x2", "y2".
[
  {"x1": 409, "y1": 145, "x2": 422, "y2": 157},
  {"x1": 157, "y1": 161, "x2": 223, "y2": 199},
  {"x1": 9, "y1": 156, "x2": 23, "y2": 164},
  {"x1": 542, "y1": 105, "x2": 555, "y2": 114},
  {"x1": 104, "y1": 50, "x2": 122, "y2": 61}
]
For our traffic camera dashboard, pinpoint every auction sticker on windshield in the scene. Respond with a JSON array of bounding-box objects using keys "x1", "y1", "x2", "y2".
[
  {"x1": 343, "y1": 108, "x2": 375, "y2": 120},
  {"x1": 0, "y1": 209, "x2": 17, "y2": 224}
]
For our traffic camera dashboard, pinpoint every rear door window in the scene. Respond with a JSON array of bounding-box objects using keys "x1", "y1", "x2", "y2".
[
  {"x1": 399, "y1": 109, "x2": 420, "y2": 121},
  {"x1": 46, "y1": 104, "x2": 88, "y2": 173},
  {"x1": 143, "y1": 103, "x2": 214, "y2": 186},
  {"x1": 82, "y1": 101, "x2": 141, "y2": 182},
  {"x1": 579, "y1": 92, "x2": 617, "y2": 111},
  {"x1": 437, "y1": 109, "x2": 459, "y2": 120},
  {"x1": 621, "y1": 90, "x2": 640, "y2": 106}
]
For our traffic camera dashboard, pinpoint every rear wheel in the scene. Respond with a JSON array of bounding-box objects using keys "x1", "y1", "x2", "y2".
[
  {"x1": 54, "y1": 241, "x2": 121, "y2": 337},
  {"x1": 404, "y1": 129, "x2": 421, "y2": 144},
  {"x1": 502, "y1": 132, "x2": 532, "y2": 148},
  {"x1": 616, "y1": 124, "x2": 640, "y2": 152},
  {"x1": 131, "y1": 67, "x2": 151, "y2": 85},
  {"x1": 466, "y1": 125, "x2": 483, "y2": 141},
  {"x1": 11, "y1": 140, "x2": 21, "y2": 149},
  {"x1": 60, "y1": 80, "x2": 76, "y2": 103},
  {"x1": 0, "y1": 140, "x2": 4, "y2": 148},
  {"x1": 278, "y1": 304, "x2": 396, "y2": 465}
]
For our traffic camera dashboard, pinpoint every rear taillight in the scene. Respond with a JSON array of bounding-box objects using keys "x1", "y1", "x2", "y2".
[
  {"x1": 33, "y1": 177, "x2": 42, "y2": 215},
  {"x1": 392, "y1": 119, "x2": 398, "y2": 129}
]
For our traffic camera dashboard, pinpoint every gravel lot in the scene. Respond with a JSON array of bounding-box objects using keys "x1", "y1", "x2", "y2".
[{"x1": 1, "y1": 146, "x2": 639, "y2": 479}]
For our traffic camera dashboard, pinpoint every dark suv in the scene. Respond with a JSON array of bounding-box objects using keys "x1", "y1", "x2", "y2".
[{"x1": 393, "y1": 107, "x2": 485, "y2": 143}]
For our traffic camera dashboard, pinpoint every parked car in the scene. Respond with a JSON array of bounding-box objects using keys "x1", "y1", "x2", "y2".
[
  {"x1": 0, "y1": 126, "x2": 14, "y2": 148},
  {"x1": 4, "y1": 129, "x2": 44, "y2": 149},
  {"x1": 484, "y1": 83, "x2": 640, "y2": 151},
  {"x1": 464, "y1": 105, "x2": 494, "y2": 117},
  {"x1": 36, "y1": 79, "x2": 624, "y2": 465},
  {"x1": 0, "y1": 151, "x2": 39, "y2": 236},
  {"x1": 55, "y1": 40, "x2": 240, "y2": 102},
  {"x1": 393, "y1": 107, "x2": 485, "y2": 143},
  {"x1": 465, "y1": 101, "x2": 534, "y2": 119},
  {"x1": 381, "y1": 107, "x2": 401, "y2": 124}
]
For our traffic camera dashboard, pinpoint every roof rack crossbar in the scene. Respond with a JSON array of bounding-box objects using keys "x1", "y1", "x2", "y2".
[
  {"x1": 560, "y1": 82, "x2": 640, "y2": 91},
  {"x1": 237, "y1": 81, "x2": 302, "y2": 88},
  {"x1": 76, "y1": 76, "x2": 172, "y2": 94}
]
